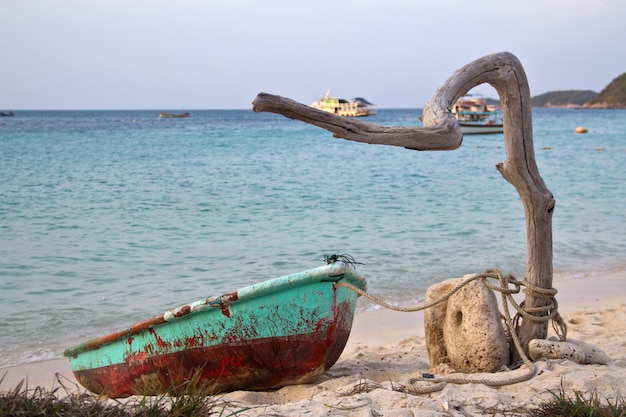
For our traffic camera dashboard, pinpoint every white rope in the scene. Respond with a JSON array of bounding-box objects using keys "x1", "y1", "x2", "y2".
[{"x1": 334, "y1": 268, "x2": 565, "y2": 391}]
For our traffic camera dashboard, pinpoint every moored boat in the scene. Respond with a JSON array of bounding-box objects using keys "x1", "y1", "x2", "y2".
[
  {"x1": 458, "y1": 118, "x2": 504, "y2": 135},
  {"x1": 159, "y1": 112, "x2": 190, "y2": 119},
  {"x1": 64, "y1": 261, "x2": 367, "y2": 397},
  {"x1": 453, "y1": 94, "x2": 503, "y2": 134},
  {"x1": 311, "y1": 92, "x2": 377, "y2": 117}
]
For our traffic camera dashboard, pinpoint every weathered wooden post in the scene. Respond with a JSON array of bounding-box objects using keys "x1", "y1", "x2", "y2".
[{"x1": 252, "y1": 52, "x2": 555, "y2": 359}]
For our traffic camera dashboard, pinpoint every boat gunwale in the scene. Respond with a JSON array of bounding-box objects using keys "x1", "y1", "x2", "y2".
[
  {"x1": 63, "y1": 262, "x2": 366, "y2": 357},
  {"x1": 459, "y1": 122, "x2": 504, "y2": 128}
]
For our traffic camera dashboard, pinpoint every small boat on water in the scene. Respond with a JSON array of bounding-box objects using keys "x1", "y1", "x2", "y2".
[
  {"x1": 64, "y1": 261, "x2": 367, "y2": 397},
  {"x1": 158, "y1": 112, "x2": 190, "y2": 119},
  {"x1": 452, "y1": 94, "x2": 503, "y2": 135},
  {"x1": 458, "y1": 118, "x2": 504, "y2": 135},
  {"x1": 311, "y1": 91, "x2": 377, "y2": 117},
  {"x1": 0, "y1": 111, "x2": 14, "y2": 117}
]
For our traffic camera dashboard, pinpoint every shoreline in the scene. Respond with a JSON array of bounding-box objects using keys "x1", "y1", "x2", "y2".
[{"x1": 2, "y1": 269, "x2": 625, "y2": 415}]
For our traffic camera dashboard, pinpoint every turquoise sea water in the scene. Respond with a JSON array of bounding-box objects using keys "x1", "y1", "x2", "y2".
[{"x1": 1, "y1": 108, "x2": 625, "y2": 368}]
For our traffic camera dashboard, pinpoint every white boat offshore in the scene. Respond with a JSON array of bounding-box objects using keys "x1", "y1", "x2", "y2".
[{"x1": 311, "y1": 91, "x2": 377, "y2": 117}]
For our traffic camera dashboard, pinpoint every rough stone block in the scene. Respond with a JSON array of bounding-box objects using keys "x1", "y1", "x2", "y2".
[
  {"x1": 529, "y1": 337, "x2": 611, "y2": 364},
  {"x1": 424, "y1": 278, "x2": 459, "y2": 367},
  {"x1": 442, "y1": 275, "x2": 510, "y2": 373},
  {"x1": 566, "y1": 338, "x2": 611, "y2": 364},
  {"x1": 528, "y1": 339, "x2": 586, "y2": 363}
]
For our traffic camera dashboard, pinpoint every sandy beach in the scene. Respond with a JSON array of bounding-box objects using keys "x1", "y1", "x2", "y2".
[{"x1": 2, "y1": 268, "x2": 625, "y2": 416}]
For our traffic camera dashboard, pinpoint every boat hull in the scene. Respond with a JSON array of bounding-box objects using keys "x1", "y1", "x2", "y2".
[
  {"x1": 64, "y1": 263, "x2": 366, "y2": 397},
  {"x1": 460, "y1": 124, "x2": 504, "y2": 135}
]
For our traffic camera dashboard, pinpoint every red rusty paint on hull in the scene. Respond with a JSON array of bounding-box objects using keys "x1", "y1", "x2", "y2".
[
  {"x1": 72, "y1": 327, "x2": 351, "y2": 397},
  {"x1": 65, "y1": 266, "x2": 365, "y2": 399},
  {"x1": 220, "y1": 303, "x2": 231, "y2": 318}
]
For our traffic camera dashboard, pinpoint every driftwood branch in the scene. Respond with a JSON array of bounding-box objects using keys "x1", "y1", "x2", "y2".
[
  {"x1": 252, "y1": 94, "x2": 462, "y2": 151},
  {"x1": 252, "y1": 51, "x2": 555, "y2": 359}
]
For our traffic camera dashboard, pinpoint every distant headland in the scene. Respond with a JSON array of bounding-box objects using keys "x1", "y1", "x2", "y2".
[{"x1": 529, "y1": 72, "x2": 626, "y2": 109}]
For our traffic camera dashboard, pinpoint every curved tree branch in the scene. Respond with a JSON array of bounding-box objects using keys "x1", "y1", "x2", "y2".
[{"x1": 252, "y1": 51, "x2": 555, "y2": 360}]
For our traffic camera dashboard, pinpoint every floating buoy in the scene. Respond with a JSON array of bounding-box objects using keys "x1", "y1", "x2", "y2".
[{"x1": 576, "y1": 126, "x2": 588, "y2": 134}]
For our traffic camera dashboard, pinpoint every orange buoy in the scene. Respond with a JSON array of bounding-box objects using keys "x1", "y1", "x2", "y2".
[{"x1": 576, "y1": 126, "x2": 588, "y2": 134}]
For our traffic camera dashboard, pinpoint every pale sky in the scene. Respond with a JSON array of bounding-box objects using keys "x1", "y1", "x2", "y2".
[{"x1": 2, "y1": 0, "x2": 625, "y2": 110}]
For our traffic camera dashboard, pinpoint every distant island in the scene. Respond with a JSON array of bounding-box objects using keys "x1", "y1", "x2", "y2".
[
  {"x1": 583, "y1": 72, "x2": 626, "y2": 109},
  {"x1": 531, "y1": 73, "x2": 626, "y2": 108},
  {"x1": 486, "y1": 72, "x2": 626, "y2": 109},
  {"x1": 530, "y1": 90, "x2": 598, "y2": 108}
]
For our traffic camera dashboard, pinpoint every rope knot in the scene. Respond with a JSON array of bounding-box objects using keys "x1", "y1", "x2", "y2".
[{"x1": 515, "y1": 278, "x2": 566, "y2": 341}]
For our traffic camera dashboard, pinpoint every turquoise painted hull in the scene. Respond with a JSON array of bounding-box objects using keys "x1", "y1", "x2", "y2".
[{"x1": 64, "y1": 262, "x2": 367, "y2": 397}]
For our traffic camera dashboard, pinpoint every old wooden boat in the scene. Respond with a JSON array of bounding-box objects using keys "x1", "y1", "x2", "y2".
[
  {"x1": 158, "y1": 112, "x2": 190, "y2": 118},
  {"x1": 64, "y1": 262, "x2": 367, "y2": 397}
]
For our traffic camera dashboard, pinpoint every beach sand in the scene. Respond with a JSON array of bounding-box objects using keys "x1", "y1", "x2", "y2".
[{"x1": 2, "y1": 269, "x2": 625, "y2": 416}]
